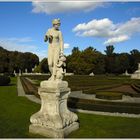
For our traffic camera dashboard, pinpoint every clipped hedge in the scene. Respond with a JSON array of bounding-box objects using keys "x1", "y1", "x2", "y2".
[
  {"x1": 131, "y1": 84, "x2": 140, "y2": 93},
  {"x1": 21, "y1": 75, "x2": 49, "y2": 81},
  {"x1": 67, "y1": 97, "x2": 140, "y2": 114},
  {"x1": 83, "y1": 88, "x2": 96, "y2": 94},
  {"x1": 95, "y1": 91, "x2": 123, "y2": 100},
  {"x1": 0, "y1": 75, "x2": 11, "y2": 86},
  {"x1": 135, "y1": 84, "x2": 140, "y2": 89}
]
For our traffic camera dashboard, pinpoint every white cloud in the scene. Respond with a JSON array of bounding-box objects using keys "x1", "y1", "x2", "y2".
[
  {"x1": 73, "y1": 18, "x2": 114, "y2": 33},
  {"x1": 73, "y1": 17, "x2": 140, "y2": 45},
  {"x1": 4, "y1": 37, "x2": 34, "y2": 43},
  {"x1": 32, "y1": 1, "x2": 104, "y2": 14},
  {"x1": 64, "y1": 43, "x2": 70, "y2": 49},
  {"x1": 104, "y1": 35, "x2": 129, "y2": 45},
  {"x1": 0, "y1": 37, "x2": 36, "y2": 52},
  {"x1": 35, "y1": 50, "x2": 47, "y2": 61}
]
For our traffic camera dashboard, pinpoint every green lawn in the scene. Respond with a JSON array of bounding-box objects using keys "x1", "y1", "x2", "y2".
[
  {"x1": 0, "y1": 77, "x2": 140, "y2": 138},
  {"x1": 69, "y1": 113, "x2": 140, "y2": 138},
  {"x1": 0, "y1": 77, "x2": 40, "y2": 138}
]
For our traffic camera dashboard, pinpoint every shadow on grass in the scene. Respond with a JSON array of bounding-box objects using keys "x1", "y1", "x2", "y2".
[{"x1": 0, "y1": 83, "x2": 16, "y2": 87}]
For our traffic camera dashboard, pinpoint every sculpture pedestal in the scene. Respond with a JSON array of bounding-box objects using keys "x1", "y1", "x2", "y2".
[{"x1": 29, "y1": 80, "x2": 79, "y2": 138}]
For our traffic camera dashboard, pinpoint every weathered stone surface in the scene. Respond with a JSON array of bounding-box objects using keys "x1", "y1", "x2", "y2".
[
  {"x1": 29, "y1": 80, "x2": 79, "y2": 138},
  {"x1": 40, "y1": 80, "x2": 68, "y2": 90},
  {"x1": 29, "y1": 122, "x2": 79, "y2": 138}
]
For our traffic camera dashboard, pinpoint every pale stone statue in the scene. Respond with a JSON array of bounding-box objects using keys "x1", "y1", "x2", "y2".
[
  {"x1": 131, "y1": 63, "x2": 140, "y2": 79},
  {"x1": 14, "y1": 70, "x2": 17, "y2": 76},
  {"x1": 19, "y1": 69, "x2": 21, "y2": 76},
  {"x1": 25, "y1": 68, "x2": 28, "y2": 73},
  {"x1": 29, "y1": 19, "x2": 79, "y2": 138},
  {"x1": 89, "y1": 72, "x2": 95, "y2": 76},
  {"x1": 44, "y1": 18, "x2": 64, "y2": 81},
  {"x1": 124, "y1": 70, "x2": 130, "y2": 76}
]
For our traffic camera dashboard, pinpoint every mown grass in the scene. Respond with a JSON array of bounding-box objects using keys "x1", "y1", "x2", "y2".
[
  {"x1": 0, "y1": 77, "x2": 140, "y2": 138},
  {"x1": 0, "y1": 77, "x2": 40, "y2": 138},
  {"x1": 69, "y1": 113, "x2": 140, "y2": 138}
]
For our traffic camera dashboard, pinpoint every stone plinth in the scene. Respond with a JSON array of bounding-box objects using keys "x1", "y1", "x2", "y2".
[{"x1": 29, "y1": 80, "x2": 79, "y2": 138}]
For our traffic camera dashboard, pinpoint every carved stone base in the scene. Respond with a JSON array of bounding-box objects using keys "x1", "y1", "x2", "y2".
[
  {"x1": 29, "y1": 122, "x2": 79, "y2": 138},
  {"x1": 29, "y1": 80, "x2": 79, "y2": 138}
]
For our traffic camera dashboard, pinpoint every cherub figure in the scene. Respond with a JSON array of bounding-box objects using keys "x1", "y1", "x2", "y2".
[{"x1": 56, "y1": 55, "x2": 66, "y2": 81}]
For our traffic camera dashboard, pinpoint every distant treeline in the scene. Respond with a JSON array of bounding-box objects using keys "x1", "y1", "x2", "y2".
[
  {"x1": 66, "y1": 46, "x2": 140, "y2": 75},
  {"x1": 35, "y1": 45, "x2": 140, "y2": 75},
  {"x1": 0, "y1": 45, "x2": 140, "y2": 75},
  {"x1": 0, "y1": 47, "x2": 39, "y2": 74}
]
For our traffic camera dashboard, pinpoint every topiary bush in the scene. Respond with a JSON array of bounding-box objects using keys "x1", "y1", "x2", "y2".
[
  {"x1": 0, "y1": 75, "x2": 11, "y2": 86},
  {"x1": 95, "y1": 91, "x2": 122, "y2": 100}
]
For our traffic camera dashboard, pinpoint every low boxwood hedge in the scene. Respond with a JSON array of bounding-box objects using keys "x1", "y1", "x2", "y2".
[
  {"x1": 0, "y1": 75, "x2": 11, "y2": 86},
  {"x1": 67, "y1": 97, "x2": 140, "y2": 114},
  {"x1": 135, "y1": 84, "x2": 140, "y2": 88},
  {"x1": 131, "y1": 84, "x2": 140, "y2": 93},
  {"x1": 95, "y1": 91, "x2": 123, "y2": 100}
]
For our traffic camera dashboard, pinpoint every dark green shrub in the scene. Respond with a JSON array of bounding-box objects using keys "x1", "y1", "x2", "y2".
[
  {"x1": 68, "y1": 97, "x2": 140, "y2": 114},
  {"x1": 135, "y1": 84, "x2": 140, "y2": 88},
  {"x1": 95, "y1": 91, "x2": 123, "y2": 100},
  {"x1": 3, "y1": 72, "x2": 10, "y2": 77},
  {"x1": 10, "y1": 73, "x2": 15, "y2": 77},
  {"x1": 0, "y1": 75, "x2": 11, "y2": 86}
]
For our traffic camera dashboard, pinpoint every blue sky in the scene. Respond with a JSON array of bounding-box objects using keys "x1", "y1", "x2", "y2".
[{"x1": 0, "y1": 2, "x2": 140, "y2": 61}]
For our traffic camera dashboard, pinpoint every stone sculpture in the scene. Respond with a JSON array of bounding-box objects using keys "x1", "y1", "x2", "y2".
[
  {"x1": 44, "y1": 18, "x2": 64, "y2": 81},
  {"x1": 131, "y1": 63, "x2": 140, "y2": 79},
  {"x1": 29, "y1": 19, "x2": 79, "y2": 138}
]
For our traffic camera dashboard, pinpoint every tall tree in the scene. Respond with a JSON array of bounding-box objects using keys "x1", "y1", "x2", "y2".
[{"x1": 104, "y1": 45, "x2": 115, "y2": 56}]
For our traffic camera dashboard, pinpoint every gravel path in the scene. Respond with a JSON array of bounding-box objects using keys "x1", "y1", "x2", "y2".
[
  {"x1": 17, "y1": 76, "x2": 41, "y2": 104},
  {"x1": 17, "y1": 76, "x2": 26, "y2": 96}
]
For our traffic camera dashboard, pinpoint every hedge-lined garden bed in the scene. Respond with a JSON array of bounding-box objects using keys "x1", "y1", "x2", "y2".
[
  {"x1": 20, "y1": 75, "x2": 140, "y2": 114},
  {"x1": 20, "y1": 76, "x2": 140, "y2": 114},
  {"x1": 95, "y1": 91, "x2": 123, "y2": 100},
  {"x1": 23, "y1": 75, "x2": 140, "y2": 92},
  {"x1": 131, "y1": 84, "x2": 140, "y2": 94},
  {"x1": 102, "y1": 84, "x2": 140, "y2": 97}
]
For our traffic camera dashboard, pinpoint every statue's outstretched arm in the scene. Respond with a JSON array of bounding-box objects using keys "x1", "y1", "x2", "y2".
[{"x1": 44, "y1": 29, "x2": 50, "y2": 42}]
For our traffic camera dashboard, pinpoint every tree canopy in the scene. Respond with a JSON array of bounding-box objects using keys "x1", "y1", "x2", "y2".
[
  {"x1": 66, "y1": 46, "x2": 140, "y2": 75},
  {"x1": 1, "y1": 45, "x2": 140, "y2": 75},
  {"x1": 0, "y1": 46, "x2": 39, "y2": 74}
]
